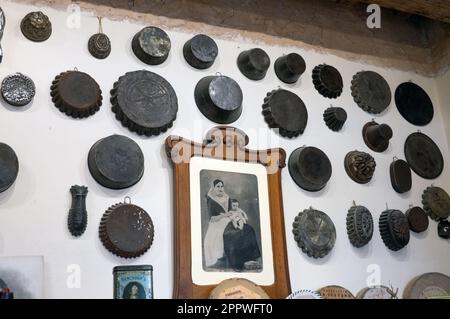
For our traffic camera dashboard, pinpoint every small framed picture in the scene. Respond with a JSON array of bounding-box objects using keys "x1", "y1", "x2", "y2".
[
  {"x1": 0, "y1": 256, "x2": 44, "y2": 299},
  {"x1": 113, "y1": 265, "x2": 153, "y2": 299},
  {"x1": 166, "y1": 126, "x2": 291, "y2": 298}
]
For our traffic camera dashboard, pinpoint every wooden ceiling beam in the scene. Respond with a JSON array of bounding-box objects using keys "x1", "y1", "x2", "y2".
[{"x1": 356, "y1": 0, "x2": 450, "y2": 23}]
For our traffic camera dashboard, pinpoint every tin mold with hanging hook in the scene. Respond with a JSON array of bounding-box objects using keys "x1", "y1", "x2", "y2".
[
  {"x1": 50, "y1": 68, "x2": 103, "y2": 118},
  {"x1": 20, "y1": 11, "x2": 52, "y2": 42},
  {"x1": 88, "y1": 17, "x2": 111, "y2": 59},
  {"x1": 99, "y1": 197, "x2": 155, "y2": 259},
  {"x1": 183, "y1": 34, "x2": 218, "y2": 69},
  {"x1": 194, "y1": 74, "x2": 243, "y2": 124},
  {"x1": 1, "y1": 72, "x2": 36, "y2": 107}
]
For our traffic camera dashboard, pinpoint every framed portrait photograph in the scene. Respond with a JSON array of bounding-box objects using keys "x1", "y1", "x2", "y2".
[
  {"x1": 191, "y1": 157, "x2": 274, "y2": 286},
  {"x1": 166, "y1": 126, "x2": 291, "y2": 298}
]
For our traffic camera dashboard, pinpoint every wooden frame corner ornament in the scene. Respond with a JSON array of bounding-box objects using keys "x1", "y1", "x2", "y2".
[{"x1": 165, "y1": 126, "x2": 291, "y2": 298}]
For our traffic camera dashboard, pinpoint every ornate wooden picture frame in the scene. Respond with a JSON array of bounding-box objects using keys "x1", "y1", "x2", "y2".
[{"x1": 165, "y1": 126, "x2": 291, "y2": 298}]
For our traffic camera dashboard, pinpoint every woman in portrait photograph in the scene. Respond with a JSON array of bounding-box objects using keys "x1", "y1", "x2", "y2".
[
  {"x1": 204, "y1": 179, "x2": 232, "y2": 269},
  {"x1": 122, "y1": 282, "x2": 146, "y2": 299},
  {"x1": 223, "y1": 198, "x2": 262, "y2": 271},
  {"x1": 203, "y1": 179, "x2": 261, "y2": 271}
]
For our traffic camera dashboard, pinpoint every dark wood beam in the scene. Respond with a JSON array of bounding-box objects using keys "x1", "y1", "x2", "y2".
[{"x1": 357, "y1": 0, "x2": 450, "y2": 23}]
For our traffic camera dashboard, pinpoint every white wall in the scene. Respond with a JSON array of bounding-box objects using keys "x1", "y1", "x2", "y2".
[
  {"x1": 436, "y1": 70, "x2": 450, "y2": 148},
  {"x1": 0, "y1": 1, "x2": 449, "y2": 299}
]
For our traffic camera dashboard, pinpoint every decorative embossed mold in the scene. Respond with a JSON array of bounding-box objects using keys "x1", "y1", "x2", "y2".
[{"x1": 111, "y1": 70, "x2": 178, "y2": 136}]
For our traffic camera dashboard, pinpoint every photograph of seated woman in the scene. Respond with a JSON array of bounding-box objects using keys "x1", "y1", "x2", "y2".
[{"x1": 203, "y1": 178, "x2": 262, "y2": 272}]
